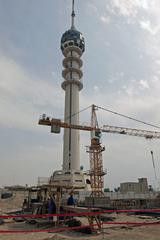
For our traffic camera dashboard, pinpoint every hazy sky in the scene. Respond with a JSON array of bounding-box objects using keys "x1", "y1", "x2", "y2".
[{"x1": 0, "y1": 0, "x2": 160, "y2": 189}]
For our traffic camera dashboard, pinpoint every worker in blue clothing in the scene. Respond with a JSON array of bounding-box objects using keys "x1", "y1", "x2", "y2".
[
  {"x1": 67, "y1": 193, "x2": 76, "y2": 206},
  {"x1": 48, "y1": 195, "x2": 56, "y2": 220}
]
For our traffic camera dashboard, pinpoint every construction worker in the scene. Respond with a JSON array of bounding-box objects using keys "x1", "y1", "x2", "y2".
[
  {"x1": 67, "y1": 193, "x2": 76, "y2": 206},
  {"x1": 48, "y1": 195, "x2": 56, "y2": 220}
]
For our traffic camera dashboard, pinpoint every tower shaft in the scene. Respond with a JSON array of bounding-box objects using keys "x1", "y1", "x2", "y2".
[{"x1": 62, "y1": 48, "x2": 83, "y2": 172}]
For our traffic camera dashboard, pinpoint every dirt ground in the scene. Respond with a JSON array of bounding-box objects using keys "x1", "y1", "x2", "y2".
[{"x1": 0, "y1": 191, "x2": 160, "y2": 240}]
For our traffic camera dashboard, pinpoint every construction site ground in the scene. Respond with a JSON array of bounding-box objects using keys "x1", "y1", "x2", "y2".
[{"x1": 0, "y1": 191, "x2": 160, "y2": 240}]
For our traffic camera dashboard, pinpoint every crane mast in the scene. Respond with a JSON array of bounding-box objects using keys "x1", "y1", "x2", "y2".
[{"x1": 86, "y1": 105, "x2": 106, "y2": 197}]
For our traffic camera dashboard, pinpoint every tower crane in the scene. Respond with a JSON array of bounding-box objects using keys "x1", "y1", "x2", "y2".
[
  {"x1": 39, "y1": 105, "x2": 160, "y2": 196},
  {"x1": 86, "y1": 105, "x2": 106, "y2": 197}
]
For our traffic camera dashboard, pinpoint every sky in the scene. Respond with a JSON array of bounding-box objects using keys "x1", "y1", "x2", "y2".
[{"x1": 0, "y1": 0, "x2": 160, "y2": 190}]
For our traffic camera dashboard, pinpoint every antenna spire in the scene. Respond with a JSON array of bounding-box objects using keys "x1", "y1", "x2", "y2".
[{"x1": 71, "y1": 0, "x2": 75, "y2": 29}]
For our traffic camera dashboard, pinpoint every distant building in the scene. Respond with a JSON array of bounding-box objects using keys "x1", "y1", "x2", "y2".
[{"x1": 120, "y1": 178, "x2": 149, "y2": 193}]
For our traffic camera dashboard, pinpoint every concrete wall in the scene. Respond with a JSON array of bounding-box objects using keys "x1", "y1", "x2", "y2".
[
  {"x1": 77, "y1": 189, "x2": 155, "y2": 202},
  {"x1": 85, "y1": 197, "x2": 111, "y2": 207}
]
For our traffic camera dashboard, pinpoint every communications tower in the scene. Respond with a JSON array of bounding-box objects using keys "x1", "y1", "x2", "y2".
[{"x1": 50, "y1": 0, "x2": 85, "y2": 187}]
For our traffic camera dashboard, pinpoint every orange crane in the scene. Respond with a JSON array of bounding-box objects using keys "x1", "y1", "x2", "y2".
[
  {"x1": 39, "y1": 105, "x2": 160, "y2": 196},
  {"x1": 86, "y1": 105, "x2": 106, "y2": 197}
]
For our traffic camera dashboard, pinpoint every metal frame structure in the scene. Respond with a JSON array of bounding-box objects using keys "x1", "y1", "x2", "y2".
[{"x1": 86, "y1": 105, "x2": 106, "y2": 197}]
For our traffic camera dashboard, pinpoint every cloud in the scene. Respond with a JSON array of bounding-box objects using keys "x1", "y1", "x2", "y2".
[
  {"x1": 93, "y1": 85, "x2": 99, "y2": 92},
  {"x1": 100, "y1": 15, "x2": 110, "y2": 24},
  {"x1": 140, "y1": 20, "x2": 152, "y2": 32},
  {"x1": 140, "y1": 20, "x2": 160, "y2": 35},
  {"x1": 120, "y1": 79, "x2": 150, "y2": 96},
  {"x1": 139, "y1": 79, "x2": 149, "y2": 89},
  {"x1": 103, "y1": 0, "x2": 160, "y2": 32},
  {"x1": 0, "y1": 54, "x2": 63, "y2": 131},
  {"x1": 106, "y1": 0, "x2": 155, "y2": 17},
  {"x1": 87, "y1": 2, "x2": 98, "y2": 14}
]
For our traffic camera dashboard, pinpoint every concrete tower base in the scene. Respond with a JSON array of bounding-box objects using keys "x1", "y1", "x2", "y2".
[{"x1": 50, "y1": 170, "x2": 85, "y2": 188}]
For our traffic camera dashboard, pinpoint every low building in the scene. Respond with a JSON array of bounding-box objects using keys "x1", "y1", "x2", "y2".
[{"x1": 120, "y1": 178, "x2": 149, "y2": 194}]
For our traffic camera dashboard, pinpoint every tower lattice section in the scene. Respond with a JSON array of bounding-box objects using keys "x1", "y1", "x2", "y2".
[{"x1": 86, "y1": 105, "x2": 106, "y2": 197}]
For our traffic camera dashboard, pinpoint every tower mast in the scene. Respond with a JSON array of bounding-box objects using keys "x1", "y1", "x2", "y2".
[{"x1": 71, "y1": 0, "x2": 75, "y2": 29}]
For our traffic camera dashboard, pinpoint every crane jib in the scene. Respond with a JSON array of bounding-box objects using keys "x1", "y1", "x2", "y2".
[{"x1": 38, "y1": 118, "x2": 160, "y2": 139}]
